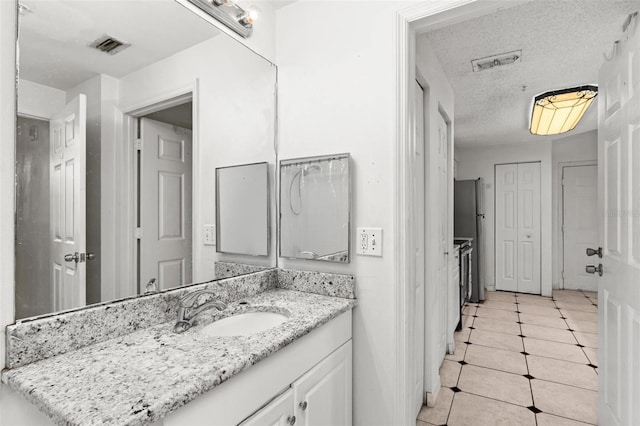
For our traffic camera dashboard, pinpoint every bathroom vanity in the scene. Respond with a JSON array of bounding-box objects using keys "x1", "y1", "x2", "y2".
[{"x1": 1, "y1": 269, "x2": 356, "y2": 425}]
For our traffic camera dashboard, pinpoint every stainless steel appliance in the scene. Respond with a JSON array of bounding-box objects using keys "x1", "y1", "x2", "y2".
[
  {"x1": 454, "y1": 238, "x2": 472, "y2": 330},
  {"x1": 454, "y1": 178, "x2": 485, "y2": 302}
]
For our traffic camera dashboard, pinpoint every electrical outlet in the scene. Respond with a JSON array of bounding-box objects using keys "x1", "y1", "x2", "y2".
[
  {"x1": 204, "y1": 224, "x2": 216, "y2": 246},
  {"x1": 356, "y1": 227, "x2": 383, "y2": 256}
]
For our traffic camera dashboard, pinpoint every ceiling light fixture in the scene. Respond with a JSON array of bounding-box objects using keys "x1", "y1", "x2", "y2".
[
  {"x1": 471, "y1": 50, "x2": 522, "y2": 72},
  {"x1": 187, "y1": 0, "x2": 253, "y2": 38},
  {"x1": 529, "y1": 85, "x2": 598, "y2": 136}
]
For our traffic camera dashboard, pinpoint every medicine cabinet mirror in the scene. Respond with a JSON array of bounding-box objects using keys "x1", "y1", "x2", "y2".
[
  {"x1": 14, "y1": 0, "x2": 277, "y2": 320},
  {"x1": 216, "y1": 162, "x2": 270, "y2": 257},
  {"x1": 279, "y1": 154, "x2": 351, "y2": 263}
]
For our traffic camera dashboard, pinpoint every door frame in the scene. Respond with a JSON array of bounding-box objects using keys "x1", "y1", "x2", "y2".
[
  {"x1": 117, "y1": 81, "x2": 200, "y2": 298},
  {"x1": 557, "y1": 160, "x2": 597, "y2": 289},
  {"x1": 394, "y1": 0, "x2": 529, "y2": 422}
]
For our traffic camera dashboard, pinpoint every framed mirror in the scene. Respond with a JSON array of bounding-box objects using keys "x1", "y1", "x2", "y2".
[
  {"x1": 279, "y1": 154, "x2": 351, "y2": 263},
  {"x1": 14, "y1": 0, "x2": 277, "y2": 320},
  {"x1": 216, "y1": 162, "x2": 270, "y2": 257}
]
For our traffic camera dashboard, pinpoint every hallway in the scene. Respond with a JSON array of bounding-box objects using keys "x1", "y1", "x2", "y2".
[{"x1": 418, "y1": 290, "x2": 598, "y2": 426}]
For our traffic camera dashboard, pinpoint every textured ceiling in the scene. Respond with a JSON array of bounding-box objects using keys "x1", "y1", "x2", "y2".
[
  {"x1": 424, "y1": 0, "x2": 640, "y2": 147},
  {"x1": 18, "y1": 0, "x2": 220, "y2": 90}
]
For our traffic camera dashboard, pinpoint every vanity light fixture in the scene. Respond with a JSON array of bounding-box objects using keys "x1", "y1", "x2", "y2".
[
  {"x1": 187, "y1": 0, "x2": 253, "y2": 38},
  {"x1": 529, "y1": 85, "x2": 598, "y2": 136}
]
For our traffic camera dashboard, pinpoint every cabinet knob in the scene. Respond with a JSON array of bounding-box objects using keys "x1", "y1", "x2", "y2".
[
  {"x1": 299, "y1": 401, "x2": 308, "y2": 411},
  {"x1": 287, "y1": 415, "x2": 296, "y2": 425}
]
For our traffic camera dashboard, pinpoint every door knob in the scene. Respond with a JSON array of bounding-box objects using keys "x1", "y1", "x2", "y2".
[
  {"x1": 299, "y1": 401, "x2": 308, "y2": 411},
  {"x1": 586, "y1": 247, "x2": 603, "y2": 258},
  {"x1": 64, "y1": 252, "x2": 80, "y2": 263},
  {"x1": 286, "y1": 415, "x2": 296, "y2": 425},
  {"x1": 86, "y1": 252, "x2": 96, "y2": 261},
  {"x1": 585, "y1": 264, "x2": 603, "y2": 276}
]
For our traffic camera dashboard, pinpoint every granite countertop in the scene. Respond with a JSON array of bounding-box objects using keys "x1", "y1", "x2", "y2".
[{"x1": 3, "y1": 289, "x2": 356, "y2": 426}]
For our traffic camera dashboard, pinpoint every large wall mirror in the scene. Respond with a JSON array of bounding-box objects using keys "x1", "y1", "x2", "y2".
[{"x1": 14, "y1": 0, "x2": 277, "y2": 320}]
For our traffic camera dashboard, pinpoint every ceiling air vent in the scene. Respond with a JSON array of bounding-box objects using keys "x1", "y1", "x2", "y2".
[
  {"x1": 89, "y1": 35, "x2": 131, "y2": 56},
  {"x1": 471, "y1": 50, "x2": 521, "y2": 72}
]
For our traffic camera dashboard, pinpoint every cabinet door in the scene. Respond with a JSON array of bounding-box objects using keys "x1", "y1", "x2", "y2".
[
  {"x1": 293, "y1": 341, "x2": 352, "y2": 426},
  {"x1": 240, "y1": 388, "x2": 295, "y2": 426}
]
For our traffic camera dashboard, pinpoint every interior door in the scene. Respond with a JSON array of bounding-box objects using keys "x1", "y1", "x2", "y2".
[
  {"x1": 436, "y1": 112, "x2": 449, "y2": 354},
  {"x1": 496, "y1": 162, "x2": 541, "y2": 294},
  {"x1": 516, "y1": 162, "x2": 541, "y2": 294},
  {"x1": 412, "y1": 80, "x2": 425, "y2": 414},
  {"x1": 139, "y1": 118, "x2": 192, "y2": 291},
  {"x1": 562, "y1": 165, "x2": 598, "y2": 291},
  {"x1": 50, "y1": 94, "x2": 87, "y2": 311},
  {"x1": 495, "y1": 164, "x2": 519, "y2": 292},
  {"x1": 597, "y1": 12, "x2": 640, "y2": 426}
]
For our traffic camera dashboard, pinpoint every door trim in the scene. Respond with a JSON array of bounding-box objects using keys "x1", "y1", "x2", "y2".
[
  {"x1": 117, "y1": 81, "x2": 199, "y2": 299},
  {"x1": 556, "y1": 160, "x2": 597, "y2": 289}
]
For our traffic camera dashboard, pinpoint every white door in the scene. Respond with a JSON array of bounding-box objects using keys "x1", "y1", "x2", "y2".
[
  {"x1": 436, "y1": 113, "x2": 449, "y2": 355},
  {"x1": 412, "y1": 80, "x2": 425, "y2": 414},
  {"x1": 293, "y1": 341, "x2": 352, "y2": 426},
  {"x1": 597, "y1": 12, "x2": 640, "y2": 426},
  {"x1": 139, "y1": 118, "x2": 192, "y2": 291},
  {"x1": 495, "y1": 162, "x2": 541, "y2": 294},
  {"x1": 50, "y1": 94, "x2": 87, "y2": 311},
  {"x1": 562, "y1": 165, "x2": 598, "y2": 291},
  {"x1": 241, "y1": 389, "x2": 295, "y2": 426}
]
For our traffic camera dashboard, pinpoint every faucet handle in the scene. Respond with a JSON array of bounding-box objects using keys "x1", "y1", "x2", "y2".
[{"x1": 179, "y1": 289, "x2": 218, "y2": 308}]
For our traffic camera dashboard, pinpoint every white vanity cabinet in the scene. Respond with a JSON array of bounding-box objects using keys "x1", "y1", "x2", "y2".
[{"x1": 242, "y1": 340, "x2": 352, "y2": 426}]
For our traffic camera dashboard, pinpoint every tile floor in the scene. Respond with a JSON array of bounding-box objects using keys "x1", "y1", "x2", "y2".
[{"x1": 417, "y1": 289, "x2": 598, "y2": 426}]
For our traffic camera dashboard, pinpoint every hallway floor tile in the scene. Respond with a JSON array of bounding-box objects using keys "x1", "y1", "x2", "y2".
[{"x1": 417, "y1": 289, "x2": 598, "y2": 426}]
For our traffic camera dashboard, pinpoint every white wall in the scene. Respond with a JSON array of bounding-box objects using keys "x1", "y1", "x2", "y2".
[
  {"x1": 17, "y1": 79, "x2": 65, "y2": 119},
  {"x1": 455, "y1": 143, "x2": 554, "y2": 297},
  {"x1": 415, "y1": 35, "x2": 455, "y2": 397},
  {"x1": 275, "y1": 2, "x2": 411, "y2": 424},
  {"x1": 551, "y1": 130, "x2": 597, "y2": 288}
]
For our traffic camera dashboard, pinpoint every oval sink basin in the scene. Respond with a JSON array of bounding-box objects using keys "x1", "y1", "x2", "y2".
[{"x1": 201, "y1": 312, "x2": 288, "y2": 337}]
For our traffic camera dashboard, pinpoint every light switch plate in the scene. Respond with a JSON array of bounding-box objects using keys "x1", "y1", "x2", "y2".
[
  {"x1": 204, "y1": 224, "x2": 216, "y2": 246},
  {"x1": 356, "y1": 227, "x2": 382, "y2": 256}
]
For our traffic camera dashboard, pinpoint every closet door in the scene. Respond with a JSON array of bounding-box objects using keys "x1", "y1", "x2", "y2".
[
  {"x1": 495, "y1": 162, "x2": 541, "y2": 294},
  {"x1": 495, "y1": 164, "x2": 519, "y2": 292}
]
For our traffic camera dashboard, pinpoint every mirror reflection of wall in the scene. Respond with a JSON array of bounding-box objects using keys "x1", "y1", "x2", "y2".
[
  {"x1": 280, "y1": 154, "x2": 351, "y2": 263},
  {"x1": 216, "y1": 162, "x2": 269, "y2": 257},
  {"x1": 14, "y1": 0, "x2": 277, "y2": 320}
]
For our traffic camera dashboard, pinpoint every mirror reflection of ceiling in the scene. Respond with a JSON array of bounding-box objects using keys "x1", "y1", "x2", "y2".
[
  {"x1": 423, "y1": 0, "x2": 640, "y2": 147},
  {"x1": 18, "y1": 0, "x2": 219, "y2": 90}
]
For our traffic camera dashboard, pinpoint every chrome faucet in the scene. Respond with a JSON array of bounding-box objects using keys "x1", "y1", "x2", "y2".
[{"x1": 174, "y1": 289, "x2": 227, "y2": 333}]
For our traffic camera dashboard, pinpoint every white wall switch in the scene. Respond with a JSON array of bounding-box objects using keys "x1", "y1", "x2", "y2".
[
  {"x1": 204, "y1": 224, "x2": 216, "y2": 246},
  {"x1": 356, "y1": 227, "x2": 383, "y2": 256}
]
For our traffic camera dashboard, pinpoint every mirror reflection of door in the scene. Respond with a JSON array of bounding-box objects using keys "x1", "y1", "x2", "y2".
[{"x1": 138, "y1": 104, "x2": 193, "y2": 292}]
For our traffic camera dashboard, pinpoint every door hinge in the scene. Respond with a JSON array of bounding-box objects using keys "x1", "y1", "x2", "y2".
[
  {"x1": 135, "y1": 227, "x2": 143, "y2": 239},
  {"x1": 135, "y1": 138, "x2": 142, "y2": 151}
]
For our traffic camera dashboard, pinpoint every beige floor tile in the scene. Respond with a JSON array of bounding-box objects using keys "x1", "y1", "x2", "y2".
[
  {"x1": 448, "y1": 392, "x2": 536, "y2": 426},
  {"x1": 554, "y1": 290, "x2": 587, "y2": 298},
  {"x1": 458, "y1": 365, "x2": 532, "y2": 407},
  {"x1": 478, "y1": 300, "x2": 518, "y2": 312},
  {"x1": 461, "y1": 314, "x2": 474, "y2": 329},
  {"x1": 440, "y1": 359, "x2": 461, "y2": 387},
  {"x1": 573, "y1": 331, "x2": 598, "y2": 348},
  {"x1": 462, "y1": 305, "x2": 477, "y2": 316},
  {"x1": 555, "y1": 301, "x2": 597, "y2": 313},
  {"x1": 582, "y1": 291, "x2": 597, "y2": 298},
  {"x1": 553, "y1": 294, "x2": 592, "y2": 304},
  {"x1": 416, "y1": 419, "x2": 435, "y2": 426},
  {"x1": 562, "y1": 309, "x2": 598, "y2": 323},
  {"x1": 536, "y1": 413, "x2": 592, "y2": 426},
  {"x1": 517, "y1": 304, "x2": 562, "y2": 317},
  {"x1": 417, "y1": 387, "x2": 453, "y2": 425},
  {"x1": 565, "y1": 318, "x2": 598, "y2": 334},
  {"x1": 464, "y1": 343, "x2": 528, "y2": 375},
  {"x1": 519, "y1": 312, "x2": 569, "y2": 330},
  {"x1": 445, "y1": 342, "x2": 467, "y2": 362},
  {"x1": 473, "y1": 316, "x2": 521, "y2": 335},
  {"x1": 531, "y1": 379, "x2": 597, "y2": 424},
  {"x1": 515, "y1": 296, "x2": 556, "y2": 308},
  {"x1": 521, "y1": 324, "x2": 577, "y2": 344},
  {"x1": 485, "y1": 291, "x2": 517, "y2": 302},
  {"x1": 469, "y1": 328, "x2": 524, "y2": 352},
  {"x1": 523, "y1": 338, "x2": 589, "y2": 364},
  {"x1": 582, "y1": 347, "x2": 598, "y2": 366},
  {"x1": 454, "y1": 327, "x2": 471, "y2": 343},
  {"x1": 475, "y1": 307, "x2": 519, "y2": 321},
  {"x1": 527, "y1": 355, "x2": 598, "y2": 390}
]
